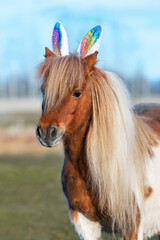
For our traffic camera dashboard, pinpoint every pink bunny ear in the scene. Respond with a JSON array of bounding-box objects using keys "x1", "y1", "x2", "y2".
[
  {"x1": 52, "y1": 22, "x2": 69, "y2": 57},
  {"x1": 77, "y1": 25, "x2": 103, "y2": 59}
]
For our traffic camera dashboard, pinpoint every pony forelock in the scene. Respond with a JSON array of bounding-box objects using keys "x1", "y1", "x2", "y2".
[{"x1": 38, "y1": 54, "x2": 84, "y2": 110}]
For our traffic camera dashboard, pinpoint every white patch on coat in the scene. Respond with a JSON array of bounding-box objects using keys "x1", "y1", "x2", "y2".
[
  {"x1": 143, "y1": 145, "x2": 160, "y2": 237},
  {"x1": 69, "y1": 211, "x2": 101, "y2": 240},
  {"x1": 137, "y1": 217, "x2": 144, "y2": 240}
]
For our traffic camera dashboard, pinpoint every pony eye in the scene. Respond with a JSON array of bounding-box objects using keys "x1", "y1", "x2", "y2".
[{"x1": 73, "y1": 90, "x2": 82, "y2": 98}]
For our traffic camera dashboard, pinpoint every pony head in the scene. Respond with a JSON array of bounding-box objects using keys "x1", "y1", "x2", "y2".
[{"x1": 36, "y1": 22, "x2": 103, "y2": 147}]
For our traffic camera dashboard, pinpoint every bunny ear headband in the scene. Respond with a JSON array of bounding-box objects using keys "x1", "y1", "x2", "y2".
[{"x1": 51, "y1": 21, "x2": 103, "y2": 58}]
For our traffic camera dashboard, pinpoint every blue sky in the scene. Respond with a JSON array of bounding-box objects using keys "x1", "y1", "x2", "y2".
[{"x1": 1, "y1": 0, "x2": 160, "y2": 82}]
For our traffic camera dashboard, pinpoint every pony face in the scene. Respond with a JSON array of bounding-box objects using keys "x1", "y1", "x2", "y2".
[
  {"x1": 36, "y1": 52, "x2": 97, "y2": 147},
  {"x1": 36, "y1": 22, "x2": 101, "y2": 147}
]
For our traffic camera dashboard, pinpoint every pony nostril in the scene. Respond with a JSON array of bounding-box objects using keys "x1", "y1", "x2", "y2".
[
  {"x1": 36, "y1": 126, "x2": 41, "y2": 138},
  {"x1": 49, "y1": 125, "x2": 58, "y2": 141},
  {"x1": 36, "y1": 125, "x2": 46, "y2": 139}
]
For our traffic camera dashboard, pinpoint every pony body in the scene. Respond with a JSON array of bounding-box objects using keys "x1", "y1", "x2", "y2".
[{"x1": 37, "y1": 51, "x2": 160, "y2": 240}]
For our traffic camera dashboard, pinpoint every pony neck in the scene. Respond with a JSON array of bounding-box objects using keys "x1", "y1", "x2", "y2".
[{"x1": 63, "y1": 118, "x2": 90, "y2": 165}]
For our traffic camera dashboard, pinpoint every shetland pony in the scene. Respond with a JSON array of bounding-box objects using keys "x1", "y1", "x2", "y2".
[{"x1": 36, "y1": 23, "x2": 160, "y2": 240}]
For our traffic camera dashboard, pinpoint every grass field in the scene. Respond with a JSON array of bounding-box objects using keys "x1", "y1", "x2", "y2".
[
  {"x1": 0, "y1": 153, "x2": 117, "y2": 240},
  {"x1": 0, "y1": 153, "x2": 159, "y2": 240},
  {"x1": 1, "y1": 98, "x2": 160, "y2": 239},
  {"x1": 0, "y1": 153, "x2": 79, "y2": 240}
]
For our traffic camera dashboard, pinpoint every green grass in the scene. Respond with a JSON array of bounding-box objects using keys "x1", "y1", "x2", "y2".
[
  {"x1": 0, "y1": 153, "x2": 79, "y2": 240},
  {"x1": 0, "y1": 153, "x2": 158, "y2": 240}
]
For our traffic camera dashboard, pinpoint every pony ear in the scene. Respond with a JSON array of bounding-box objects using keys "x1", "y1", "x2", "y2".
[
  {"x1": 83, "y1": 51, "x2": 98, "y2": 73},
  {"x1": 52, "y1": 22, "x2": 69, "y2": 57},
  {"x1": 44, "y1": 47, "x2": 56, "y2": 58},
  {"x1": 77, "y1": 25, "x2": 103, "y2": 59}
]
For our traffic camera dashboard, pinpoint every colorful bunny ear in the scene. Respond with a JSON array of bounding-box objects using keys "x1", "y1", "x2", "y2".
[
  {"x1": 77, "y1": 25, "x2": 103, "y2": 59},
  {"x1": 52, "y1": 22, "x2": 69, "y2": 57}
]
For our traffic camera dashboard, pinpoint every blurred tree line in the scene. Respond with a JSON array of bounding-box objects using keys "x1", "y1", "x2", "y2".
[
  {"x1": 0, "y1": 75, "x2": 40, "y2": 98},
  {"x1": 0, "y1": 71, "x2": 159, "y2": 99}
]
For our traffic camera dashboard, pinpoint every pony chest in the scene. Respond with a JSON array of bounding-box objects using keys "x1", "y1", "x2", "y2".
[{"x1": 61, "y1": 159, "x2": 101, "y2": 221}]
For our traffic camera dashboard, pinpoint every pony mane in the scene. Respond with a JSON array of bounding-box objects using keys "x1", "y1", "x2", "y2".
[
  {"x1": 38, "y1": 55, "x2": 157, "y2": 234},
  {"x1": 86, "y1": 68, "x2": 157, "y2": 234},
  {"x1": 38, "y1": 54, "x2": 84, "y2": 110}
]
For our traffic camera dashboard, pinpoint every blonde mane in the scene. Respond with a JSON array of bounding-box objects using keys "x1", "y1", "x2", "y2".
[
  {"x1": 39, "y1": 55, "x2": 157, "y2": 234},
  {"x1": 87, "y1": 68, "x2": 157, "y2": 234}
]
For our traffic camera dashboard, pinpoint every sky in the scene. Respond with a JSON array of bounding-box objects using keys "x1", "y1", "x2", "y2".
[{"x1": 0, "y1": 0, "x2": 160, "y2": 82}]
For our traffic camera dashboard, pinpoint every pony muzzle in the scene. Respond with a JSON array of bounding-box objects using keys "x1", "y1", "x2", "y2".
[{"x1": 36, "y1": 124, "x2": 64, "y2": 147}]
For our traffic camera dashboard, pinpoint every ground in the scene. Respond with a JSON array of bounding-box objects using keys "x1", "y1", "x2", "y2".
[
  {"x1": 0, "y1": 153, "x2": 116, "y2": 240},
  {"x1": 0, "y1": 107, "x2": 159, "y2": 240}
]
